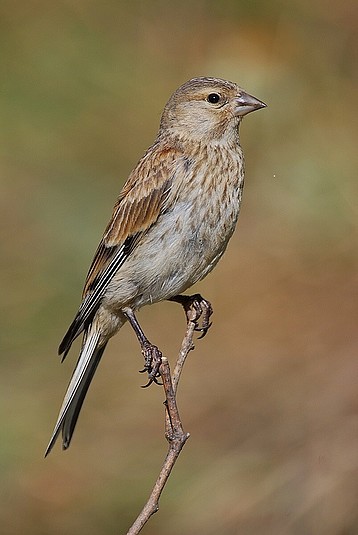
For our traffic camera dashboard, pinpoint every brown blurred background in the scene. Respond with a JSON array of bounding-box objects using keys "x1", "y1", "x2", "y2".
[{"x1": 1, "y1": 1, "x2": 357, "y2": 534}]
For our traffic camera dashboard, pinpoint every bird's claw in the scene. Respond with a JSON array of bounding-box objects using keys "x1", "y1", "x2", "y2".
[
  {"x1": 195, "y1": 320, "x2": 213, "y2": 339},
  {"x1": 171, "y1": 293, "x2": 213, "y2": 338},
  {"x1": 191, "y1": 295, "x2": 213, "y2": 338},
  {"x1": 139, "y1": 342, "x2": 163, "y2": 387}
]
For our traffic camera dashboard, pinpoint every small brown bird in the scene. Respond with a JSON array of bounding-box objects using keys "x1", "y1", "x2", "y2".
[{"x1": 46, "y1": 77, "x2": 266, "y2": 455}]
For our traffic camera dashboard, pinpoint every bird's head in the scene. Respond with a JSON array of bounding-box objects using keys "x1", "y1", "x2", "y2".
[{"x1": 159, "y1": 77, "x2": 266, "y2": 146}]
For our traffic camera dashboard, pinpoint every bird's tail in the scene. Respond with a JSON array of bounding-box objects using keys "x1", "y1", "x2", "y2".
[{"x1": 45, "y1": 326, "x2": 107, "y2": 456}]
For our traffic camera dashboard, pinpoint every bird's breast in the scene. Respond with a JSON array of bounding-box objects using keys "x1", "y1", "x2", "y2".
[
  {"x1": 160, "y1": 144, "x2": 245, "y2": 285},
  {"x1": 105, "y1": 144, "x2": 245, "y2": 309}
]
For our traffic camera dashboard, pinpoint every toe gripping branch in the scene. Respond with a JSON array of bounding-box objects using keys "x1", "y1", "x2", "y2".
[
  {"x1": 122, "y1": 307, "x2": 163, "y2": 387},
  {"x1": 169, "y1": 293, "x2": 213, "y2": 339}
]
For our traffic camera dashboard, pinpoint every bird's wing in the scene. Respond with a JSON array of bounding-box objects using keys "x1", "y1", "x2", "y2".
[{"x1": 59, "y1": 145, "x2": 181, "y2": 357}]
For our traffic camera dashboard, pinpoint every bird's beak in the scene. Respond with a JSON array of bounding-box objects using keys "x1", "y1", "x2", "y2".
[{"x1": 234, "y1": 91, "x2": 267, "y2": 117}]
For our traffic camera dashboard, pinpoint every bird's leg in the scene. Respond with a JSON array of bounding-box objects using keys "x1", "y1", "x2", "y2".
[
  {"x1": 122, "y1": 307, "x2": 162, "y2": 387},
  {"x1": 169, "y1": 294, "x2": 213, "y2": 339}
]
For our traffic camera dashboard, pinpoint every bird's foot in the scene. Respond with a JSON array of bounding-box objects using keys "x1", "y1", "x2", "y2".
[
  {"x1": 122, "y1": 307, "x2": 163, "y2": 387},
  {"x1": 139, "y1": 341, "x2": 163, "y2": 388},
  {"x1": 170, "y1": 293, "x2": 213, "y2": 339}
]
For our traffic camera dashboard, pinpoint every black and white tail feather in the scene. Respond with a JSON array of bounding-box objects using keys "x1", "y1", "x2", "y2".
[
  {"x1": 45, "y1": 237, "x2": 137, "y2": 455},
  {"x1": 45, "y1": 326, "x2": 107, "y2": 456}
]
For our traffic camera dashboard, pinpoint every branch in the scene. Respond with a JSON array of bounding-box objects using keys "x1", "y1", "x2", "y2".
[{"x1": 125, "y1": 317, "x2": 196, "y2": 535}]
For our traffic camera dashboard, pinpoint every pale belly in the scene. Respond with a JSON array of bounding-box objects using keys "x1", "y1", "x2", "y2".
[{"x1": 103, "y1": 192, "x2": 241, "y2": 311}]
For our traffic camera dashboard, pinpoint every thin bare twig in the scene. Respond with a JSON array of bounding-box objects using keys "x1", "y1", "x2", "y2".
[
  {"x1": 125, "y1": 317, "x2": 196, "y2": 535},
  {"x1": 172, "y1": 318, "x2": 196, "y2": 394}
]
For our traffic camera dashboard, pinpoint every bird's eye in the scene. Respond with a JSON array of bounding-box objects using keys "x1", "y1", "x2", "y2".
[{"x1": 207, "y1": 93, "x2": 220, "y2": 104}]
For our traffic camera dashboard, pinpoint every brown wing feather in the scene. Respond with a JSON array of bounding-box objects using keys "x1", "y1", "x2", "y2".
[{"x1": 82, "y1": 145, "x2": 179, "y2": 297}]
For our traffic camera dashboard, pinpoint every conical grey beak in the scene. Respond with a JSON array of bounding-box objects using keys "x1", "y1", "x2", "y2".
[{"x1": 235, "y1": 91, "x2": 267, "y2": 117}]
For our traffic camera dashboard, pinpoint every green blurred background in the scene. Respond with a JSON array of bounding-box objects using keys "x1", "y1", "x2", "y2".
[{"x1": 1, "y1": 1, "x2": 357, "y2": 533}]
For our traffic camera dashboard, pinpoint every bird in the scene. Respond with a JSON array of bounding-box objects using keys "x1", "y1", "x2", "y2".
[{"x1": 45, "y1": 76, "x2": 266, "y2": 455}]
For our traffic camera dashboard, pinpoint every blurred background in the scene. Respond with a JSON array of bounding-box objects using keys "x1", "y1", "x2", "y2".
[{"x1": 1, "y1": 0, "x2": 357, "y2": 534}]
